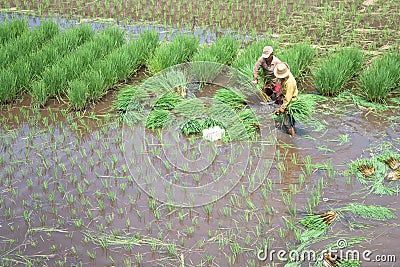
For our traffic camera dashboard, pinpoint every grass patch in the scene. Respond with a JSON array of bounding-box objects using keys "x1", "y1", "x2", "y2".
[{"x1": 277, "y1": 43, "x2": 316, "y2": 80}]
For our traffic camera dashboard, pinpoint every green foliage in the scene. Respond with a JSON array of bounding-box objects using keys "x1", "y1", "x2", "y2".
[
  {"x1": 360, "y1": 52, "x2": 400, "y2": 102},
  {"x1": 278, "y1": 43, "x2": 316, "y2": 79},
  {"x1": 0, "y1": 18, "x2": 28, "y2": 46},
  {"x1": 338, "y1": 203, "x2": 396, "y2": 221},
  {"x1": 214, "y1": 88, "x2": 246, "y2": 109},
  {"x1": 114, "y1": 86, "x2": 138, "y2": 112},
  {"x1": 147, "y1": 35, "x2": 199, "y2": 75},
  {"x1": 0, "y1": 20, "x2": 60, "y2": 69},
  {"x1": 180, "y1": 119, "x2": 203, "y2": 135},
  {"x1": 173, "y1": 98, "x2": 206, "y2": 117},
  {"x1": 31, "y1": 26, "x2": 125, "y2": 106},
  {"x1": 193, "y1": 37, "x2": 238, "y2": 64},
  {"x1": 153, "y1": 92, "x2": 183, "y2": 110},
  {"x1": 313, "y1": 48, "x2": 364, "y2": 96},
  {"x1": 287, "y1": 94, "x2": 316, "y2": 121},
  {"x1": 0, "y1": 25, "x2": 94, "y2": 103},
  {"x1": 68, "y1": 80, "x2": 87, "y2": 110},
  {"x1": 145, "y1": 109, "x2": 172, "y2": 130},
  {"x1": 237, "y1": 109, "x2": 259, "y2": 138}
]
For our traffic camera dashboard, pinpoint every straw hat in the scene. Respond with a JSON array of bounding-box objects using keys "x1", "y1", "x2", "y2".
[
  {"x1": 274, "y1": 62, "x2": 290, "y2": 79},
  {"x1": 262, "y1": 46, "x2": 273, "y2": 58}
]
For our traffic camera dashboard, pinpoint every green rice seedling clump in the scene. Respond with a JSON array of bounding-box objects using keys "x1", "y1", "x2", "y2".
[
  {"x1": 338, "y1": 203, "x2": 396, "y2": 221},
  {"x1": 153, "y1": 92, "x2": 183, "y2": 110},
  {"x1": 180, "y1": 119, "x2": 203, "y2": 135},
  {"x1": 0, "y1": 18, "x2": 28, "y2": 46},
  {"x1": 238, "y1": 109, "x2": 260, "y2": 137},
  {"x1": 360, "y1": 52, "x2": 400, "y2": 102},
  {"x1": 173, "y1": 98, "x2": 206, "y2": 117},
  {"x1": 287, "y1": 94, "x2": 316, "y2": 121},
  {"x1": 214, "y1": 88, "x2": 246, "y2": 109},
  {"x1": 114, "y1": 86, "x2": 139, "y2": 112},
  {"x1": 147, "y1": 35, "x2": 199, "y2": 75},
  {"x1": 145, "y1": 109, "x2": 172, "y2": 130},
  {"x1": 377, "y1": 151, "x2": 400, "y2": 170},
  {"x1": 202, "y1": 117, "x2": 224, "y2": 129},
  {"x1": 278, "y1": 43, "x2": 316, "y2": 80},
  {"x1": 0, "y1": 20, "x2": 60, "y2": 69},
  {"x1": 313, "y1": 47, "x2": 364, "y2": 96}
]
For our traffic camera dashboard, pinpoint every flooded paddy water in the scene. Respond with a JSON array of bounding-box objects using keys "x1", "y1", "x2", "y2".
[{"x1": 1, "y1": 0, "x2": 400, "y2": 266}]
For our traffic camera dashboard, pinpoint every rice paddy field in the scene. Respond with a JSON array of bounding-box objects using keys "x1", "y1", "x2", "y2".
[{"x1": 0, "y1": 0, "x2": 400, "y2": 266}]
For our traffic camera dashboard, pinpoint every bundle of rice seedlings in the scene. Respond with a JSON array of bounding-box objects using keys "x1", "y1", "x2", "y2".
[
  {"x1": 377, "y1": 151, "x2": 400, "y2": 170},
  {"x1": 173, "y1": 98, "x2": 206, "y2": 117},
  {"x1": 180, "y1": 119, "x2": 203, "y2": 135},
  {"x1": 202, "y1": 117, "x2": 224, "y2": 129},
  {"x1": 238, "y1": 109, "x2": 260, "y2": 137},
  {"x1": 323, "y1": 253, "x2": 361, "y2": 267},
  {"x1": 214, "y1": 88, "x2": 246, "y2": 110},
  {"x1": 145, "y1": 109, "x2": 172, "y2": 130},
  {"x1": 338, "y1": 203, "x2": 396, "y2": 221},
  {"x1": 299, "y1": 211, "x2": 338, "y2": 231},
  {"x1": 0, "y1": 19, "x2": 28, "y2": 46},
  {"x1": 114, "y1": 86, "x2": 139, "y2": 112},
  {"x1": 278, "y1": 43, "x2": 316, "y2": 80},
  {"x1": 286, "y1": 94, "x2": 316, "y2": 121},
  {"x1": 153, "y1": 92, "x2": 183, "y2": 110},
  {"x1": 360, "y1": 52, "x2": 400, "y2": 103},
  {"x1": 348, "y1": 158, "x2": 379, "y2": 184},
  {"x1": 385, "y1": 169, "x2": 400, "y2": 182},
  {"x1": 313, "y1": 48, "x2": 364, "y2": 96},
  {"x1": 147, "y1": 35, "x2": 199, "y2": 75}
]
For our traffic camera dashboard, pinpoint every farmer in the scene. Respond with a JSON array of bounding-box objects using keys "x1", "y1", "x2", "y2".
[
  {"x1": 273, "y1": 62, "x2": 298, "y2": 137},
  {"x1": 252, "y1": 46, "x2": 282, "y2": 101}
]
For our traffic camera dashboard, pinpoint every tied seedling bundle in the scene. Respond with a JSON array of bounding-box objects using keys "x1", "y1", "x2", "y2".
[{"x1": 214, "y1": 88, "x2": 246, "y2": 110}]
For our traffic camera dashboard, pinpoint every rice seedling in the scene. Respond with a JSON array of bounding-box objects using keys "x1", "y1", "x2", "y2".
[
  {"x1": 385, "y1": 169, "x2": 400, "y2": 182},
  {"x1": 145, "y1": 109, "x2": 173, "y2": 130},
  {"x1": 313, "y1": 47, "x2": 364, "y2": 96},
  {"x1": 338, "y1": 203, "x2": 396, "y2": 221},
  {"x1": 214, "y1": 88, "x2": 246, "y2": 110},
  {"x1": 277, "y1": 43, "x2": 316, "y2": 80},
  {"x1": 153, "y1": 91, "x2": 183, "y2": 110},
  {"x1": 180, "y1": 118, "x2": 203, "y2": 135},
  {"x1": 0, "y1": 18, "x2": 28, "y2": 46},
  {"x1": 147, "y1": 35, "x2": 199, "y2": 75},
  {"x1": 173, "y1": 98, "x2": 206, "y2": 117},
  {"x1": 360, "y1": 52, "x2": 400, "y2": 102}
]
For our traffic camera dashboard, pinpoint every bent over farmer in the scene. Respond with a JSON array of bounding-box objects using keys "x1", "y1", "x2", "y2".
[
  {"x1": 252, "y1": 46, "x2": 282, "y2": 101},
  {"x1": 273, "y1": 62, "x2": 298, "y2": 137}
]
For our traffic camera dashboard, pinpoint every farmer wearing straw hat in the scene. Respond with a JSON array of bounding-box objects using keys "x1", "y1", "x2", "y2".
[
  {"x1": 273, "y1": 62, "x2": 298, "y2": 136},
  {"x1": 252, "y1": 46, "x2": 282, "y2": 101}
]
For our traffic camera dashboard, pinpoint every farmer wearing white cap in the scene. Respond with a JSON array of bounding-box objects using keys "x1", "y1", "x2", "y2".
[
  {"x1": 252, "y1": 46, "x2": 282, "y2": 101},
  {"x1": 273, "y1": 62, "x2": 298, "y2": 136}
]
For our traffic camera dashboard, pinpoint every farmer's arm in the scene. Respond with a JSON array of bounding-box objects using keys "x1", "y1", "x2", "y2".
[{"x1": 253, "y1": 56, "x2": 264, "y2": 81}]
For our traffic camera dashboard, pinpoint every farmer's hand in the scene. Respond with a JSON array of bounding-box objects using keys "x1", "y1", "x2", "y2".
[
  {"x1": 274, "y1": 107, "x2": 285, "y2": 115},
  {"x1": 252, "y1": 79, "x2": 258, "y2": 86}
]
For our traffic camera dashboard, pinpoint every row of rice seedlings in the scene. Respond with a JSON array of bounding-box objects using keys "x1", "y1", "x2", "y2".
[
  {"x1": 0, "y1": 25, "x2": 94, "y2": 103},
  {"x1": 193, "y1": 37, "x2": 239, "y2": 65},
  {"x1": 359, "y1": 52, "x2": 400, "y2": 102},
  {"x1": 147, "y1": 35, "x2": 199, "y2": 75},
  {"x1": 277, "y1": 43, "x2": 316, "y2": 80},
  {"x1": 68, "y1": 30, "x2": 159, "y2": 110},
  {"x1": 31, "y1": 27, "x2": 125, "y2": 106},
  {"x1": 312, "y1": 47, "x2": 364, "y2": 96},
  {"x1": 0, "y1": 20, "x2": 60, "y2": 69},
  {"x1": 0, "y1": 18, "x2": 28, "y2": 46}
]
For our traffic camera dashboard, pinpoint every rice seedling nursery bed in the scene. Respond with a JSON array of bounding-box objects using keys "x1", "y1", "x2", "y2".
[{"x1": 1, "y1": 1, "x2": 400, "y2": 266}]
